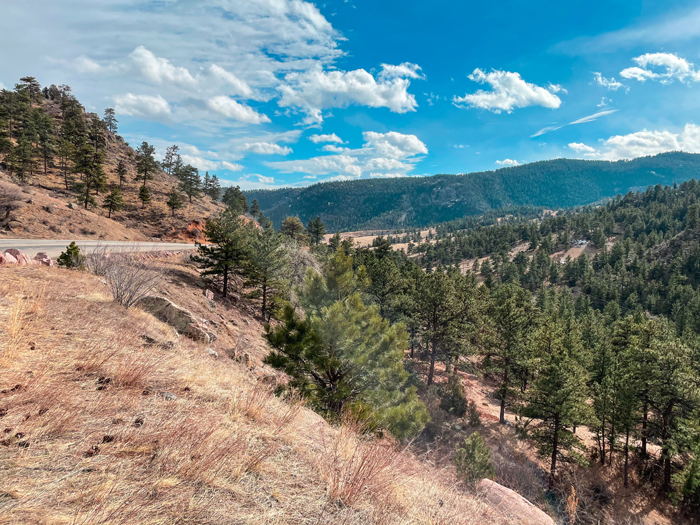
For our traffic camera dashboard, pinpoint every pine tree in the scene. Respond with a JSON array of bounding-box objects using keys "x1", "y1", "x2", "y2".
[
  {"x1": 483, "y1": 283, "x2": 539, "y2": 424},
  {"x1": 250, "y1": 198, "x2": 261, "y2": 218},
  {"x1": 103, "y1": 186, "x2": 124, "y2": 218},
  {"x1": 307, "y1": 216, "x2": 326, "y2": 245},
  {"x1": 57, "y1": 138, "x2": 72, "y2": 189},
  {"x1": 222, "y1": 185, "x2": 248, "y2": 214},
  {"x1": 522, "y1": 317, "x2": 590, "y2": 485},
  {"x1": 178, "y1": 164, "x2": 201, "y2": 202},
  {"x1": 116, "y1": 160, "x2": 127, "y2": 189},
  {"x1": 138, "y1": 185, "x2": 151, "y2": 208},
  {"x1": 454, "y1": 432, "x2": 495, "y2": 484},
  {"x1": 57, "y1": 241, "x2": 85, "y2": 269},
  {"x1": 36, "y1": 111, "x2": 55, "y2": 175},
  {"x1": 103, "y1": 108, "x2": 118, "y2": 133},
  {"x1": 280, "y1": 216, "x2": 308, "y2": 245},
  {"x1": 364, "y1": 254, "x2": 404, "y2": 319},
  {"x1": 202, "y1": 172, "x2": 212, "y2": 196},
  {"x1": 135, "y1": 141, "x2": 157, "y2": 187},
  {"x1": 244, "y1": 219, "x2": 288, "y2": 320},
  {"x1": 209, "y1": 174, "x2": 221, "y2": 201},
  {"x1": 162, "y1": 144, "x2": 180, "y2": 175},
  {"x1": 166, "y1": 189, "x2": 184, "y2": 216},
  {"x1": 191, "y1": 208, "x2": 254, "y2": 298}
]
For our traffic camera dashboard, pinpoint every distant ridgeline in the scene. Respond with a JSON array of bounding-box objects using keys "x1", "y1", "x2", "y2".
[{"x1": 246, "y1": 152, "x2": 700, "y2": 231}]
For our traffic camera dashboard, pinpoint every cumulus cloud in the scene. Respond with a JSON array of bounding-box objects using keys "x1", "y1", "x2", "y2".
[
  {"x1": 222, "y1": 161, "x2": 244, "y2": 171},
  {"x1": 129, "y1": 46, "x2": 197, "y2": 87},
  {"x1": 568, "y1": 123, "x2": 700, "y2": 160},
  {"x1": 496, "y1": 159, "x2": 519, "y2": 166},
  {"x1": 242, "y1": 142, "x2": 293, "y2": 155},
  {"x1": 620, "y1": 53, "x2": 700, "y2": 84},
  {"x1": 277, "y1": 63, "x2": 423, "y2": 124},
  {"x1": 568, "y1": 143, "x2": 597, "y2": 154},
  {"x1": 322, "y1": 144, "x2": 350, "y2": 153},
  {"x1": 593, "y1": 72, "x2": 627, "y2": 92},
  {"x1": 309, "y1": 133, "x2": 344, "y2": 143},
  {"x1": 206, "y1": 96, "x2": 270, "y2": 124},
  {"x1": 267, "y1": 130, "x2": 427, "y2": 180},
  {"x1": 208, "y1": 65, "x2": 253, "y2": 98},
  {"x1": 453, "y1": 69, "x2": 562, "y2": 113},
  {"x1": 114, "y1": 93, "x2": 171, "y2": 119},
  {"x1": 181, "y1": 154, "x2": 220, "y2": 171}
]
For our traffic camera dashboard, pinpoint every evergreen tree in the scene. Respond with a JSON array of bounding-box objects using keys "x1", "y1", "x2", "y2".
[
  {"x1": 208, "y1": 174, "x2": 221, "y2": 201},
  {"x1": 116, "y1": 160, "x2": 127, "y2": 189},
  {"x1": 245, "y1": 219, "x2": 288, "y2": 320},
  {"x1": 250, "y1": 198, "x2": 261, "y2": 219},
  {"x1": 102, "y1": 186, "x2": 124, "y2": 218},
  {"x1": 138, "y1": 185, "x2": 151, "y2": 208},
  {"x1": 162, "y1": 144, "x2": 180, "y2": 175},
  {"x1": 454, "y1": 432, "x2": 495, "y2": 484},
  {"x1": 522, "y1": 317, "x2": 590, "y2": 485},
  {"x1": 192, "y1": 208, "x2": 254, "y2": 298},
  {"x1": 103, "y1": 108, "x2": 118, "y2": 133},
  {"x1": 222, "y1": 185, "x2": 248, "y2": 214},
  {"x1": 177, "y1": 164, "x2": 201, "y2": 202},
  {"x1": 280, "y1": 216, "x2": 308, "y2": 245},
  {"x1": 166, "y1": 189, "x2": 184, "y2": 216},
  {"x1": 307, "y1": 216, "x2": 326, "y2": 245},
  {"x1": 135, "y1": 141, "x2": 157, "y2": 187},
  {"x1": 364, "y1": 254, "x2": 404, "y2": 319},
  {"x1": 57, "y1": 241, "x2": 85, "y2": 269}
]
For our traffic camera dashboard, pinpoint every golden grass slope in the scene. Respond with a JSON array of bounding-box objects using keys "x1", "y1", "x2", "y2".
[{"x1": 0, "y1": 264, "x2": 507, "y2": 525}]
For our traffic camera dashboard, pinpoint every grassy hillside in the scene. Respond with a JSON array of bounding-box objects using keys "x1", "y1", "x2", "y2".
[{"x1": 246, "y1": 152, "x2": 700, "y2": 231}]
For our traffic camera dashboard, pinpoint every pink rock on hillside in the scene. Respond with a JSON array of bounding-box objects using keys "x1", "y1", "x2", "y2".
[
  {"x1": 33, "y1": 252, "x2": 53, "y2": 266},
  {"x1": 4, "y1": 249, "x2": 30, "y2": 266},
  {"x1": 477, "y1": 479, "x2": 555, "y2": 525},
  {"x1": 3, "y1": 252, "x2": 18, "y2": 264}
]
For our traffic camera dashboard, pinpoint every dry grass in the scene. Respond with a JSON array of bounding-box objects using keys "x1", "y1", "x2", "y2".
[{"x1": 0, "y1": 265, "x2": 505, "y2": 525}]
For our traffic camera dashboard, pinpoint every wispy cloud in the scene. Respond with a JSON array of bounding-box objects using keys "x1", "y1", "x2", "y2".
[{"x1": 531, "y1": 109, "x2": 618, "y2": 137}]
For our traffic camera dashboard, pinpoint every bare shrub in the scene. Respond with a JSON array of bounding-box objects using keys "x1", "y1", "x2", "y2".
[
  {"x1": 102, "y1": 254, "x2": 167, "y2": 309},
  {"x1": 0, "y1": 181, "x2": 24, "y2": 222},
  {"x1": 84, "y1": 243, "x2": 112, "y2": 276}
]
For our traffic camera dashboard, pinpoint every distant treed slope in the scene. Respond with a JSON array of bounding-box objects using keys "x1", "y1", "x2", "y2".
[{"x1": 247, "y1": 152, "x2": 700, "y2": 231}]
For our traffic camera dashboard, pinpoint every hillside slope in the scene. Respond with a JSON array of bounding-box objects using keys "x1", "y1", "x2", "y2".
[
  {"x1": 0, "y1": 263, "x2": 512, "y2": 525},
  {"x1": 246, "y1": 152, "x2": 700, "y2": 231}
]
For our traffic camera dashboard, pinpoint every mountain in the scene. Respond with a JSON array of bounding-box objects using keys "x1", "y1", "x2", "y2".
[{"x1": 246, "y1": 152, "x2": 700, "y2": 231}]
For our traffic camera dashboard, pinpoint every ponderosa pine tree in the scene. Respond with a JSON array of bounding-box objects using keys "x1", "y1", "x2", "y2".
[
  {"x1": 522, "y1": 316, "x2": 590, "y2": 486},
  {"x1": 483, "y1": 283, "x2": 539, "y2": 424},
  {"x1": 280, "y1": 216, "x2": 308, "y2": 245},
  {"x1": 136, "y1": 141, "x2": 157, "y2": 187},
  {"x1": 103, "y1": 108, "x2": 118, "y2": 133},
  {"x1": 307, "y1": 216, "x2": 326, "y2": 245},
  {"x1": 162, "y1": 144, "x2": 180, "y2": 175},
  {"x1": 208, "y1": 174, "x2": 221, "y2": 201},
  {"x1": 116, "y1": 160, "x2": 127, "y2": 189},
  {"x1": 250, "y1": 199, "x2": 261, "y2": 219},
  {"x1": 166, "y1": 189, "x2": 184, "y2": 216},
  {"x1": 192, "y1": 208, "x2": 254, "y2": 298},
  {"x1": 177, "y1": 164, "x2": 201, "y2": 202},
  {"x1": 245, "y1": 219, "x2": 288, "y2": 320},
  {"x1": 222, "y1": 185, "x2": 248, "y2": 214},
  {"x1": 138, "y1": 185, "x2": 151, "y2": 208},
  {"x1": 103, "y1": 186, "x2": 124, "y2": 218}
]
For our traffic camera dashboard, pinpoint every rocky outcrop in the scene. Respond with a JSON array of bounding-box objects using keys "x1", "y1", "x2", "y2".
[
  {"x1": 477, "y1": 479, "x2": 555, "y2": 525},
  {"x1": 33, "y1": 252, "x2": 54, "y2": 266},
  {"x1": 4, "y1": 249, "x2": 29, "y2": 266},
  {"x1": 3, "y1": 252, "x2": 18, "y2": 264},
  {"x1": 135, "y1": 296, "x2": 211, "y2": 344}
]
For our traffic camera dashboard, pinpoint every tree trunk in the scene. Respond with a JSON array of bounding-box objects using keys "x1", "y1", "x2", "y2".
[
  {"x1": 427, "y1": 341, "x2": 437, "y2": 386},
  {"x1": 662, "y1": 408, "x2": 672, "y2": 491},
  {"x1": 624, "y1": 427, "x2": 630, "y2": 488},
  {"x1": 222, "y1": 266, "x2": 229, "y2": 298},
  {"x1": 499, "y1": 369, "x2": 508, "y2": 425},
  {"x1": 108, "y1": 206, "x2": 112, "y2": 218},
  {"x1": 262, "y1": 278, "x2": 268, "y2": 318},
  {"x1": 550, "y1": 414, "x2": 560, "y2": 487},
  {"x1": 641, "y1": 401, "x2": 648, "y2": 459}
]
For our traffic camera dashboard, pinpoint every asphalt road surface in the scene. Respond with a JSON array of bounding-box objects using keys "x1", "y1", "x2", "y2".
[{"x1": 0, "y1": 239, "x2": 197, "y2": 259}]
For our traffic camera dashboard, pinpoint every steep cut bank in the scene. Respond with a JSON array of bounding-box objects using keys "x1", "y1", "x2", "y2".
[{"x1": 246, "y1": 152, "x2": 700, "y2": 231}]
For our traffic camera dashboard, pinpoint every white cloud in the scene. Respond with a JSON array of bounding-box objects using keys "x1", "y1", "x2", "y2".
[
  {"x1": 222, "y1": 161, "x2": 244, "y2": 171},
  {"x1": 453, "y1": 69, "x2": 562, "y2": 113},
  {"x1": 569, "y1": 109, "x2": 618, "y2": 125},
  {"x1": 208, "y1": 64, "x2": 253, "y2": 98},
  {"x1": 206, "y1": 96, "x2": 270, "y2": 124},
  {"x1": 181, "y1": 154, "x2": 220, "y2": 171},
  {"x1": 369, "y1": 172, "x2": 408, "y2": 178},
  {"x1": 129, "y1": 46, "x2": 197, "y2": 87},
  {"x1": 547, "y1": 83, "x2": 567, "y2": 94},
  {"x1": 593, "y1": 72, "x2": 627, "y2": 92},
  {"x1": 568, "y1": 142, "x2": 597, "y2": 154},
  {"x1": 309, "y1": 133, "x2": 344, "y2": 143},
  {"x1": 598, "y1": 97, "x2": 612, "y2": 107},
  {"x1": 321, "y1": 144, "x2": 350, "y2": 153},
  {"x1": 570, "y1": 123, "x2": 700, "y2": 160},
  {"x1": 267, "y1": 130, "x2": 427, "y2": 179},
  {"x1": 277, "y1": 63, "x2": 423, "y2": 124},
  {"x1": 114, "y1": 93, "x2": 171, "y2": 119},
  {"x1": 378, "y1": 63, "x2": 424, "y2": 81},
  {"x1": 495, "y1": 159, "x2": 519, "y2": 166},
  {"x1": 620, "y1": 53, "x2": 700, "y2": 84},
  {"x1": 453, "y1": 144, "x2": 468, "y2": 148},
  {"x1": 242, "y1": 142, "x2": 293, "y2": 155}
]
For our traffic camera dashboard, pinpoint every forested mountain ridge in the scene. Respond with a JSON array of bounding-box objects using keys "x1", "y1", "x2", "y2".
[{"x1": 246, "y1": 152, "x2": 700, "y2": 231}]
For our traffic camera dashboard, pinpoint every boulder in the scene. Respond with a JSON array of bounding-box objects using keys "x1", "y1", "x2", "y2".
[
  {"x1": 5, "y1": 249, "x2": 30, "y2": 266},
  {"x1": 136, "y1": 296, "x2": 210, "y2": 343},
  {"x1": 33, "y1": 252, "x2": 53, "y2": 267},
  {"x1": 477, "y1": 479, "x2": 555, "y2": 525},
  {"x1": 0, "y1": 253, "x2": 5, "y2": 265},
  {"x1": 3, "y1": 252, "x2": 18, "y2": 265}
]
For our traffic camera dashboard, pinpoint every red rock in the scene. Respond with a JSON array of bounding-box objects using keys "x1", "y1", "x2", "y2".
[
  {"x1": 33, "y1": 252, "x2": 53, "y2": 266},
  {"x1": 477, "y1": 479, "x2": 555, "y2": 525},
  {"x1": 5, "y1": 249, "x2": 29, "y2": 266},
  {"x1": 3, "y1": 252, "x2": 18, "y2": 264}
]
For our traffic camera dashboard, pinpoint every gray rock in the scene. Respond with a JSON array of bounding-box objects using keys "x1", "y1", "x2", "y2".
[
  {"x1": 136, "y1": 296, "x2": 209, "y2": 343},
  {"x1": 161, "y1": 392, "x2": 177, "y2": 401},
  {"x1": 207, "y1": 348, "x2": 219, "y2": 358},
  {"x1": 477, "y1": 479, "x2": 555, "y2": 525},
  {"x1": 68, "y1": 202, "x2": 76, "y2": 210},
  {"x1": 206, "y1": 331, "x2": 217, "y2": 343}
]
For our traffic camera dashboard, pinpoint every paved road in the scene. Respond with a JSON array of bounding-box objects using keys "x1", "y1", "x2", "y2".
[{"x1": 0, "y1": 239, "x2": 197, "y2": 259}]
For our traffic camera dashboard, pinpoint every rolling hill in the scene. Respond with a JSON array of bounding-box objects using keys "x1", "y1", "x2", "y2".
[{"x1": 246, "y1": 152, "x2": 700, "y2": 231}]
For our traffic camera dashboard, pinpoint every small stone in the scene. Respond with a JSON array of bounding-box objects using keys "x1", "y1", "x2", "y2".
[
  {"x1": 133, "y1": 417, "x2": 145, "y2": 427},
  {"x1": 207, "y1": 348, "x2": 219, "y2": 358},
  {"x1": 162, "y1": 392, "x2": 177, "y2": 401},
  {"x1": 454, "y1": 424, "x2": 462, "y2": 431},
  {"x1": 17, "y1": 441, "x2": 30, "y2": 449},
  {"x1": 68, "y1": 202, "x2": 76, "y2": 210},
  {"x1": 84, "y1": 445, "x2": 100, "y2": 457},
  {"x1": 102, "y1": 435, "x2": 115, "y2": 443}
]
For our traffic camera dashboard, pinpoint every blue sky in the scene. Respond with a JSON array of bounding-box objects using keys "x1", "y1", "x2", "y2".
[{"x1": 3, "y1": 0, "x2": 700, "y2": 189}]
